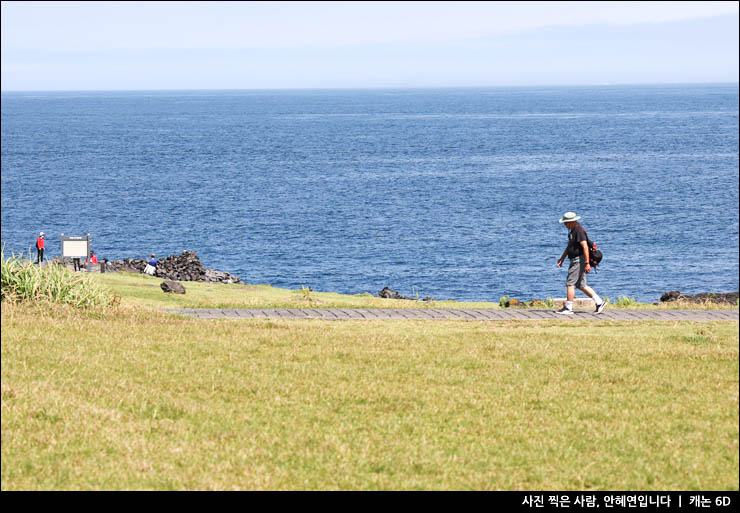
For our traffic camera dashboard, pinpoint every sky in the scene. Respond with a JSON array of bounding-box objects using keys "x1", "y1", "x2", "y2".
[{"x1": 1, "y1": 1, "x2": 738, "y2": 91}]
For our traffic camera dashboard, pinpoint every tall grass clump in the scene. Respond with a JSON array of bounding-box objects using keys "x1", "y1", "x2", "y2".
[
  {"x1": 615, "y1": 296, "x2": 636, "y2": 307},
  {"x1": 1, "y1": 246, "x2": 116, "y2": 308}
]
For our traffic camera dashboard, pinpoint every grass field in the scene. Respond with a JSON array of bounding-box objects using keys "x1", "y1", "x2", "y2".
[
  {"x1": 91, "y1": 271, "x2": 506, "y2": 310},
  {"x1": 89, "y1": 271, "x2": 740, "y2": 310},
  {"x1": 1, "y1": 270, "x2": 738, "y2": 490}
]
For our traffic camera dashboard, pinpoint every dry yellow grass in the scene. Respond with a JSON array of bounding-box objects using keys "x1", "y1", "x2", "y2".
[{"x1": 2, "y1": 300, "x2": 737, "y2": 490}]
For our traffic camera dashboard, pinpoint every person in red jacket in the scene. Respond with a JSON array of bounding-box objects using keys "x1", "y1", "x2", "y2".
[
  {"x1": 35, "y1": 232, "x2": 45, "y2": 264},
  {"x1": 85, "y1": 250, "x2": 98, "y2": 271}
]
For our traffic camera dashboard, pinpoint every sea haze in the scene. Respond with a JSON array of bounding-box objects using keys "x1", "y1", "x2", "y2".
[{"x1": 2, "y1": 85, "x2": 738, "y2": 302}]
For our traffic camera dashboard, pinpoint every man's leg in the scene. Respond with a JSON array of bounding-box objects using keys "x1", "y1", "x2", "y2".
[
  {"x1": 579, "y1": 285, "x2": 596, "y2": 299},
  {"x1": 557, "y1": 286, "x2": 576, "y2": 314},
  {"x1": 565, "y1": 259, "x2": 582, "y2": 310},
  {"x1": 579, "y1": 285, "x2": 607, "y2": 312},
  {"x1": 567, "y1": 285, "x2": 576, "y2": 301}
]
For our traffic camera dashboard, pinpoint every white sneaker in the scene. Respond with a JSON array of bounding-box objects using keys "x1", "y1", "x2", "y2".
[
  {"x1": 595, "y1": 299, "x2": 608, "y2": 314},
  {"x1": 555, "y1": 306, "x2": 574, "y2": 315}
]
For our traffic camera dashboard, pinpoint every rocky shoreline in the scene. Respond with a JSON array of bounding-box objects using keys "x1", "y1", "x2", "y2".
[
  {"x1": 659, "y1": 290, "x2": 738, "y2": 305},
  {"x1": 51, "y1": 250, "x2": 243, "y2": 285}
]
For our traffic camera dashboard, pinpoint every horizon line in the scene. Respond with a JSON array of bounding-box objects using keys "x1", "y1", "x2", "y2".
[{"x1": 2, "y1": 81, "x2": 738, "y2": 94}]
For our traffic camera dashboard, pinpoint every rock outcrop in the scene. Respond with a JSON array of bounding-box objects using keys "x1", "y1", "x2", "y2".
[
  {"x1": 378, "y1": 287, "x2": 413, "y2": 300},
  {"x1": 660, "y1": 291, "x2": 738, "y2": 305},
  {"x1": 161, "y1": 280, "x2": 187, "y2": 294},
  {"x1": 377, "y1": 287, "x2": 434, "y2": 301},
  {"x1": 52, "y1": 250, "x2": 243, "y2": 285},
  {"x1": 111, "y1": 251, "x2": 243, "y2": 284}
]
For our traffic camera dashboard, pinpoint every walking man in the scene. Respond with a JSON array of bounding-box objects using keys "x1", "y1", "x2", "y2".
[
  {"x1": 35, "y1": 232, "x2": 45, "y2": 264},
  {"x1": 556, "y1": 212, "x2": 608, "y2": 314}
]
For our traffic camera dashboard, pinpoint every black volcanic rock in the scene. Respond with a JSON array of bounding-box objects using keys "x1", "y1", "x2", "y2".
[
  {"x1": 161, "y1": 280, "x2": 186, "y2": 294},
  {"x1": 660, "y1": 291, "x2": 738, "y2": 304},
  {"x1": 378, "y1": 287, "x2": 414, "y2": 300},
  {"x1": 105, "y1": 251, "x2": 243, "y2": 284}
]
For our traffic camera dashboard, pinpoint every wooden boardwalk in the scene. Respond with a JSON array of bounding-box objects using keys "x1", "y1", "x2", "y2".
[{"x1": 165, "y1": 308, "x2": 738, "y2": 322}]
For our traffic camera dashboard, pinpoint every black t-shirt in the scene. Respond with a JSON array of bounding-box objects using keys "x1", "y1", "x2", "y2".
[{"x1": 567, "y1": 226, "x2": 588, "y2": 258}]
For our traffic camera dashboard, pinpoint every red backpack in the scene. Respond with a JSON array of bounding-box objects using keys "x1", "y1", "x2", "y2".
[{"x1": 587, "y1": 237, "x2": 603, "y2": 267}]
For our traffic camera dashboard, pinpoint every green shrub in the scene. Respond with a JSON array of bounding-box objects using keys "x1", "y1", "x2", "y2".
[
  {"x1": 616, "y1": 296, "x2": 636, "y2": 307},
  {"x1": 300, "y1": 285, "x2": 313, "y2": 302},
  {"x1": 499, "y1": 295, "x2": 509, "y2": 308},
  {"x1": 1, "y1": 246, "x2": 116, "y2": 308}
]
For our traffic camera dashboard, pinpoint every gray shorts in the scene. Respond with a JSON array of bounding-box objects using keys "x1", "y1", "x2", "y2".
[{"x1": 566, "y1": 257, "x2": 587, "y2": 288}]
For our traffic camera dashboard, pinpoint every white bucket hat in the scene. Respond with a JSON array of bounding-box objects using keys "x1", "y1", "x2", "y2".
[
  {"x1": 558, "y1": 212, "x2": 581, "y2": 223},
  {"x1": 40, "y1": 231, "x2": 45, "y2": 236}
]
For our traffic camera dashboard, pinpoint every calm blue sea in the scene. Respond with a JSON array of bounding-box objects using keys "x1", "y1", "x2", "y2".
[{"x1": 2, "y1": 85, "x2": 738, "y2": 302}]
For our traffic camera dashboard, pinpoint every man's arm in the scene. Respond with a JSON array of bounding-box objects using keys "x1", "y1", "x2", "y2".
[
  {"x1": 580, "y1": 240, "x2": 592, "y2": 273},
  {"x1": 557, "y1": 248, "x2": 568, "y2": 267}
]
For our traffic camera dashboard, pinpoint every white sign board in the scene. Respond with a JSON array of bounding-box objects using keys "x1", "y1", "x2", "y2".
[{"x1": 61, "y1": 235, "x2": 90, "y2": 258}]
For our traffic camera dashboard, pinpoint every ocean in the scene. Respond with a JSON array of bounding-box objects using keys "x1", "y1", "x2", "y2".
[{"x1": 2, "y1": 84, "x2": 738, "y2": 302}]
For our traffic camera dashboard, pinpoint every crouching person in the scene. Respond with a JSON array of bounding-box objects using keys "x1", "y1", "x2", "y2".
[{"x1": 144, "y1": 254, "x2": 158, "y2": 276}]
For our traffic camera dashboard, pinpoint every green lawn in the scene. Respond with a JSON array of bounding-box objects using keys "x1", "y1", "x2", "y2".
[
  {"x1": 91, "y1": 271, "x2": 737, "y2": 310},
  {"x1": 92, "y1": 271, "x2": 505, "y2": 309},
  {"x1": 2, "y1": 296, "x2": 737, "y2": 490}
]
